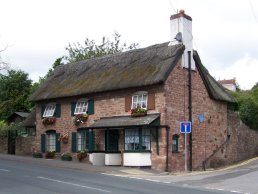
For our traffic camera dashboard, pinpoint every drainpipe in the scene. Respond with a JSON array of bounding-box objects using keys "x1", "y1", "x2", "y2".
[
  {"x1": 188, "y1": 51, "x2": 193, "y2": 171},
  {"x1": 166, "y1": 126, "x2": 170, "y2": 172}
]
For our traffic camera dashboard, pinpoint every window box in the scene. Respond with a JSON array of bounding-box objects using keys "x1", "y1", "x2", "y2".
[
  {"x1": 42, "y1": 117, "x2": 56, "y2": 125},
  {"x1": 130, "y1": 108, "x2": 147, "y2": 117},
  {"x1": 73, "y1": 113, "x2": 88, "y2": 126}
]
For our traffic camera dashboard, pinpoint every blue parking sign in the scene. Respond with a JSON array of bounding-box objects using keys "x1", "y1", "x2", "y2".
[{"x1": 180, "y1": 122, "x2": 191, "y2": 133}]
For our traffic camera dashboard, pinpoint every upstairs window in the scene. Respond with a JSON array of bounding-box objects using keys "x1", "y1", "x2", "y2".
[
  {"x1": 131, "y1": 91, "x2": 148, "y2": 109},
  {"x1": 74, "y1": 100, "x2": 88, "y2": 114},
  {"x1": 43, "y1": 103, "x2": 56, "y2": 117}
]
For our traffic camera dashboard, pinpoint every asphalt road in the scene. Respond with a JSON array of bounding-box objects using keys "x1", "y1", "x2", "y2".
[
  {"x1": 0, "y1": 159, "x2": 230, "y2": 194},
  {"x1": 119, "y1": 159, "x2": 258, "y2": 194}
]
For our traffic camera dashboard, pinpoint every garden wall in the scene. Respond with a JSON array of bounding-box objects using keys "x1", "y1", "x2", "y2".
[{"x1": 209, "y1": 111, "x2": 258, "y2": 168}]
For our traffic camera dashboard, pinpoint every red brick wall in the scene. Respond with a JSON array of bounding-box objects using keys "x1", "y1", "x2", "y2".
[
  {"x1": 164, "y1": 61, "x2": 228, "y2": 172},
  {"x1": 35, "y1": 86, "x2": 165, "y2": 157}
]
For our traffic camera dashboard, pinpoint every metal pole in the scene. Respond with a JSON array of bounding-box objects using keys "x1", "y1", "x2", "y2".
[
  {"x1": 188, "y1": 51, "x2": 192, "y2": 171},
  {"x1": 185, "y1": 133, "x2": 187, "y2": 172}
]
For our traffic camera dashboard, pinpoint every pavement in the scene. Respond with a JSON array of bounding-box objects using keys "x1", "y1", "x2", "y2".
[
  {"x1": 0, "y1": 153, "x2": 161, "y2": 175},
  {"x1": 0, "y1": 153, "x2": 257, "y2": 177}
]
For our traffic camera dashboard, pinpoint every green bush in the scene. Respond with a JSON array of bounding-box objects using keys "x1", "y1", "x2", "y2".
[
  {"x1": 32, "y1": 152, "x2": 43, "y2": 158},
  {"x1": 232, "y1": 86, "x2": 258, "y2": 130},
  {"x1": 61, "y1": 153, "x2": 72, "y2": 161}
]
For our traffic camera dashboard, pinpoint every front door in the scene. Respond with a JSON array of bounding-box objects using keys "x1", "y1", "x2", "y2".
[{"x1": 105, "y1": 130, "x2": 119, "y2": 151}]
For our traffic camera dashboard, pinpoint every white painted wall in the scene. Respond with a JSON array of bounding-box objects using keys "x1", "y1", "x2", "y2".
[
  {"x1": 105, "y1": 153, "x2": 122, "y2": 166},
  {"x1": 90, "y1": 153, "x2": 105, "y2": 166},
  {"x1": 169, "y1": 12, "x2": 195, "y2": 70},
  {"x1": 123, "y1": 152, "x2": 151, "y2": 166}
]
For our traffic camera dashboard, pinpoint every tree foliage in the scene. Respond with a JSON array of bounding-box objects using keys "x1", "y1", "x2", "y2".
[
  {"x1": 0, "y1": 70, "x2": 33, "y2": 120},
  {"x1": 232, "y1": 84, "x2": 258, "y2": 130},
  {"x1": 63, "y1": 32, "x2": 138, "y2": 63}
]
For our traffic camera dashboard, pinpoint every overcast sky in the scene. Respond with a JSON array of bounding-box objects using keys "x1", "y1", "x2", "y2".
[{"x1": 1, "y1": 0, "x2": 258, "y2": 89}]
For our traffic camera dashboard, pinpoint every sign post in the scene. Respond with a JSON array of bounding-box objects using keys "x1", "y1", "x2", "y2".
[{"x1": 180, "y1": 121, "x2": 191, "y2": 172}]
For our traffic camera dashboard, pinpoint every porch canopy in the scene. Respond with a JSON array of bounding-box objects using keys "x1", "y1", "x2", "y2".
[{"x1": 89, "y1": 113, "x2": 160, "y2": 129}]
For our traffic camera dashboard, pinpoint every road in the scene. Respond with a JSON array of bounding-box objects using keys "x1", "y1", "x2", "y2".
[
  {"x1": 113, "y1": 159, "x2": 258, "y2": 194},
  {"x1": 0, "y1": 159, "x2": 230, "y2": 194}
]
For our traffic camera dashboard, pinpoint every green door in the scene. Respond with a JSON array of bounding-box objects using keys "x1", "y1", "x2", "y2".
[{"x1": 105, "y1": 130, "x2": 119, "y2": 151}]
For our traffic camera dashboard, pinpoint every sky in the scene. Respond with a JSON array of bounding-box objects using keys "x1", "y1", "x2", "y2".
[{"x1": 0, "y1": 0, "x2": 258, "y2": 90}]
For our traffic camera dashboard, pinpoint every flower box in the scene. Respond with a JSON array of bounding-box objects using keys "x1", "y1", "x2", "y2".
[
  {"x1": 42, "y1": 117, "x2": 56, "y2": 125},
  {"x1": 73, "y1": 114, "x2": 88, "y2": 126},
  {"x1": 130, "y1": 108, "x2": 147, "y2": 117}
]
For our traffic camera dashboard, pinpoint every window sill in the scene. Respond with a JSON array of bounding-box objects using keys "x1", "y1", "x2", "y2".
[{"x1": 123, "y1": 150, "x2": 151, "y2": 153}]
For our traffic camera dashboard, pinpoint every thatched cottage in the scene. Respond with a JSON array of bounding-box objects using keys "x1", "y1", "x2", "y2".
[{"x1": 30, "y1": 11, "x2": 235, "y2": 172}]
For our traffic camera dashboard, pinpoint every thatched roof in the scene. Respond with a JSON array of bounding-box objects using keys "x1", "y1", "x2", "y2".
[
  {"x1": 193, "y1": 51, "x2": 234, "y2": 102},
  {"x1": 30, "y1": 42, "x2": 233, "y2": 103},
  {"x1": 22, "y1": 109, "x2": 36, "y2": 128},
  {"x1": 30, "y1": 42, "x2": 184, "y2": 101}
]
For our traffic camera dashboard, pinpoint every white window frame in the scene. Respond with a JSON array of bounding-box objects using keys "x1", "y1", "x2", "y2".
[
  {"x1": 46, "y1": 133, "x2": 56, "y2": 152},
  {"x1": 77, "y1": 131, "x2": 88, "y2": 151},
  {"x1": 74, "y1": 99, "x2": 88, "y2": 114},
  {"x1": 124, "y1": 128, "x2": 151, "y2": 151},
  {"x1": 43, "y1": 103, "x2": 56, "y2": 117},
  {"x1": 131, "y1": 91, "x2": 148, "y2": 110}
]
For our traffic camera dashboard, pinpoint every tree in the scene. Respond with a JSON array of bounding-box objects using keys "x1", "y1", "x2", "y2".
[
  {"x1": 252, "y1": 82, "x2": 258, "y2": 90},
  {"x1": 0, "y1": 70, "x2": 33, "y2": 120},
  {"x1": 63, "y1": 32, "x2": 138, "y2": 63},
  {"x1": 232, "y1": 86, "x2": 258, "y2": 130}
]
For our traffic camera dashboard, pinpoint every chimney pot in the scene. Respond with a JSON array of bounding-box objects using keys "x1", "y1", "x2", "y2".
[{"x1": 179, "y1": 10, "x2": 185, "y2": 15}]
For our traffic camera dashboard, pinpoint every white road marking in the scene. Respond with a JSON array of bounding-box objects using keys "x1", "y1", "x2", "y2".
[
  {"x1": 101, "y1": 173, "x2": 172, "y2": 184},
  {"x1": 37, "y1": 176, "x2": 112, "y2": 193},
  {"x1": 230, "y1": 191, "x2": 244, "y2": 194},
  {"x1": 0, "y1": 168, "x2": 10, "y2": 172},
  {"x1": 145, "y1": 178, "x2": 161, "y2": 183}
]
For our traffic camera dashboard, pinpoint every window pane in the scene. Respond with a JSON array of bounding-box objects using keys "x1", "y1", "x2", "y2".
[
  {"x1": 46, "y1": 133, "x2": 56, "y2": 151},
  {"x1": 43, "y1": 104, "x2": 56, "y2": 117},
  {"x1": 74, "y1": 101, "x2": 88, "y2": 114},
  {"x1": 77, "y1": 131, "x2": 87, "y2": 151},
  {"x1": 125, "y1": 129, "x2": 140, "y2": 151},
  {"x1": 131, "y1": 93, "x2": 148, "y2": 109}
]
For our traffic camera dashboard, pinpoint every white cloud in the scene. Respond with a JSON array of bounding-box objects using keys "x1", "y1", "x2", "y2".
[{"x1": 210, "y1": 55, "x2": 258, "y2": 90}]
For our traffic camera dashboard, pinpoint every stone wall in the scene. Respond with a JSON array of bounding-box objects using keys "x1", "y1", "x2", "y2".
[
  {"x1": 208, "y1": 111, "x2": 258, "y2": 168},
  {"x1": 15, "y1": 136, "x2": 36, "y2": 155},
  {"x1": 0, "y1": 137, "x2": 8, "y2": 154}
]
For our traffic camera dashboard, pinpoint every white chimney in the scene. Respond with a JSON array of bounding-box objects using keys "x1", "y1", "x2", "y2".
[{"x1": 169, "y1": 10, "x2": 195, "y2": 70}]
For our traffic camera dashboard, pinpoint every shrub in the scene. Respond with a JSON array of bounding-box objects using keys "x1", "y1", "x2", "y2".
[
  {"x1": 32, "y1": 152, "x2": 43, "y2": 158},
  {"x1": 45, "y1": 151, "x2": 55, "y2": 159},
  {"x1": 61, "y1": 153, "x2": 72, "y2": 161}
]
